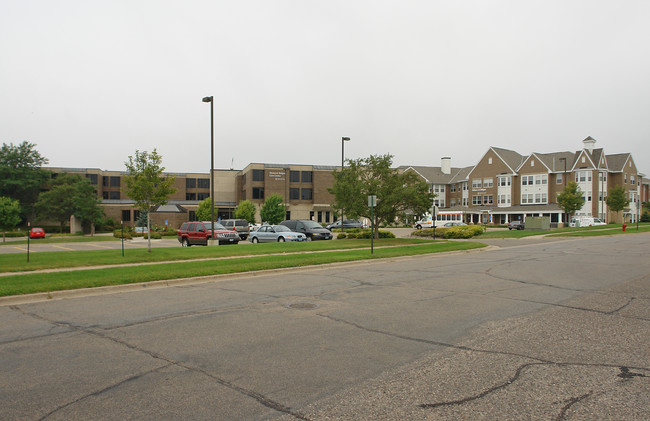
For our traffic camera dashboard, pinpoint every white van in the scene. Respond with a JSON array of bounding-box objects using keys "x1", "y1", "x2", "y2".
[{"x1": 569, "y1": 217, "x2": 606, "y2": 227}]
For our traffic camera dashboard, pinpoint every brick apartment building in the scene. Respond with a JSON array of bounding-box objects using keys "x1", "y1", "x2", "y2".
[
  {"x1": 45, "y1": 136, "x2": 645, "y2": 230},
  {"x1": 401, "y1": 137, "x2": 645, "y2": 225}
]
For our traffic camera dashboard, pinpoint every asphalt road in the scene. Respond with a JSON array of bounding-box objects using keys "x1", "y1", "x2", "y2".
[{"x1": 1, "y1": 234, "x2": 648, "y2": 420}]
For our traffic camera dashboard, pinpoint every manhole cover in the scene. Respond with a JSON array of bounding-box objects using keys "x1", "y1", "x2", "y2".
[{"x1": 287, "y1": 303, "x2": 318, "y2": 310}]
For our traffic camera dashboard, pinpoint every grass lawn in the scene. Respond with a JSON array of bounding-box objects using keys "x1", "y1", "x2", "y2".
[
  {"x1": 1, "y1": 238, "x2": 434, "y2": 273},
  {"x1": 0, "y1": 240, "x2": 485, "y2": 296},
  {"x1": 475, "y1": 223, "x2": 650, "y2": 239},
  {"x1": 0, "y1": 235, "x2": 121, "y2": 246}
]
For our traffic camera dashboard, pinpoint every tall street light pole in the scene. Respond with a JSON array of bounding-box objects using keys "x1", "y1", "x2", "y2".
[
  {"x1": 202, "y1": 96, "x2": 217, "y2": 245},
  {"x1": 341, "y1": 137, "x2": 350, "y2": 231},
  {"x1": 559, "y1": 157, "x2": 567, "y2": 226}
]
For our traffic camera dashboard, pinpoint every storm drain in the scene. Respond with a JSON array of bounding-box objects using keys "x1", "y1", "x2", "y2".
[{"x1": 286, "y1": 303, "x2": 319, "y2": 310}]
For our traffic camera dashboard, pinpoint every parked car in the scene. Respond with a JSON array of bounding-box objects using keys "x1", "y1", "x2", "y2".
[
  {"x1": 249, "y1": 225, "x2": 307, "y2": 243},
  {"x1": 29, "y1": 227, "x2": 46, "y2": 239},
  {"x1": 508, "y1": 221, "x2": 525, "y2": 230},
  {"x1": 325, "y1": 219, "x2": 364, "y2": 230},
  {"x1": 279, "y1": 220, "x2": 333, "y2": 240},
  {"x1": 220, "y1": 219, "x2": 250, "y2": 240},
  {"x1": 443, "y1": 221, "x2": 467, "y2": 227},
  {"x1": 134, "y1": 226, "x2": 148, "y2": 233},
  {"x1": 177, "y1": 221, "x2": 240, "y2": 246}
]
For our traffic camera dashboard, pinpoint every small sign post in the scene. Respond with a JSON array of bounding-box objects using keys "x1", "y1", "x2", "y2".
[{"x1": 368, "y1": 195, "x2": 377, "y2": 254}]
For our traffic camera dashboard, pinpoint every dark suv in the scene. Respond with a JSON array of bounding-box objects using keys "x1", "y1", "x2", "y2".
[
  {"x1": 177, "y1": 221, "x2": 240, "y2": 246},
  {"x1": 279, "y1": 220, "x2": 333, "y2": 240},
  {"x1": 220, "y1": 219, "x2": 250, "y2": 240}
]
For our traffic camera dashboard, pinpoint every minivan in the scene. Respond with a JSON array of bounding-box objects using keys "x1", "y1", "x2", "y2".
[{"x1": 279, "y1": 220, "x2": 333, "y2": 240}]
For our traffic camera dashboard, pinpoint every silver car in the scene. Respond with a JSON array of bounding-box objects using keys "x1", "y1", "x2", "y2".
[{"x1": 249, "y1": 225, "x2": 307, "y2": 243}]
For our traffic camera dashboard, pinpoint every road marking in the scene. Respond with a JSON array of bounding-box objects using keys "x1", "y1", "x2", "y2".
[
  {"x1": 12, "y1": 247, "x2": 27, "y2": 251},
  {"x1": 86, "y1": 243, "x2": 114, "y2": 249},
  {"x1": 51, "y1": 245, "x2": 75, "y2": 251}
]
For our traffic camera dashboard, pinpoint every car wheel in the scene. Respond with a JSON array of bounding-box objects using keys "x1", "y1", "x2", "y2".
[
  {"x1": 182, "y1": 238, "x2": 191, "y2": 247},
  {"x1": 416, "y1": 225, "x2": 422, "y2": 230},
  {"x1": 508, "y1": 228, "x2": 512, "y2": 230},
  {"x1": 277, "y1": 237, "x2": 285, "y2": 242},
  {"x1": 252, "y1": 237, "x2": 259, "y2": 243}
]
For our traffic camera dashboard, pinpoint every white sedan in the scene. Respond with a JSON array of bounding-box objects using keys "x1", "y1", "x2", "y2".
[{"x1": 249, "y1": 225, "x2": 307, "y2": 243}]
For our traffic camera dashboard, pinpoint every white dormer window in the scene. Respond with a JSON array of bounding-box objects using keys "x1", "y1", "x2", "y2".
[
  {"x1": 488, "y1": 157, "x2": 492, "y2": 164},
  {"x1": 582, "y1": 156, "x2": 586, "y2": 163},
  {"x1": 531, "y1": 160, "x2": 535, "y2": 167}
]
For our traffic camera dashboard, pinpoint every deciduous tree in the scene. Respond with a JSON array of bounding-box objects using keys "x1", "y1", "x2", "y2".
[
  {"x1": 329, "y1": 154, "x2": 433, "y2": 237},
  {"x1": 234, "y1": 200, "x2": 256, "y2": 224},
  {"x1": 196, "y1": 197, "x2": 217, "y2": 222},
  {"x1": 123, "y1": 150, "x2": 177, "y2": 252},
  {"x1": 0, "y1": 141, "x2": 50, "y2": 220},
  {"x1": 557, "y1": 181, "x2": 586, "y2": 219},
  {"x1": 605, "y1": 186, "x2": 630, "y2": 222},
  {"x1": 260, "y1": 194, "x2": 285, "y2": 224},
  {"x1": 0, "y1": 196, "x2": 21, "y2": 242}
]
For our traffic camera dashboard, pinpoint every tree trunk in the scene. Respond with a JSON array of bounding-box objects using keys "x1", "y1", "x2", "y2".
[{"x1": 147, "y1": 211, "x2": 151, "y2": 252}]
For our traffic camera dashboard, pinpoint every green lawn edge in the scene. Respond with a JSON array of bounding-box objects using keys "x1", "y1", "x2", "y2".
[{"x1": 0, "y1": 241, "x2": 485, "y2": 296}]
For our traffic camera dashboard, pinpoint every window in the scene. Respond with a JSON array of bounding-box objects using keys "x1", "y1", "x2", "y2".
[
  {"x1": 522, "y1": 176, "x2": 534, "y2": 186},
  {"x1": 587, "y1": 191, "x2": 592, "y2": 201},
  {"x1": 290, "y1": 171, "x2": 300, "y2": 182},
  {"x1": 109, "y1": 191, "x2": 120, "y2": 200},
  {"x1": 121, "y1": 210, "x2": 131, "y2": 222},
  {"x1": 483, "y1": 195, "x2": 493, "y2": 204},
  {"x1": 289, "y1": 188, "x2": 299, "y2": 200},
  {"x1": 301, "y1": 171, "x2": 313, "y2": 183},
  {"x1": 488, "y1": 157, "x2": 492, "y2": 164},
  {"x1": 133, "y1": 210, "x2": 140, "y2": 221},
  {"x1": 110, "y1": 176, "x2": 120, "y2": 187},
  {"x1": 102, "y1": 176, "x2": 109, "y2": 187},
  {"x1": 450, "y1": 199, "x2": 456, "y2": 206},
  {"x1": 102, "y1": 192, "x2": 109, "y2": 199},
  {"x1": 186, "y1": 193, "x2": 196, "y2": 200},
  {"x1": 624, "y1": 174, "x2": 627, "y2": 184},
  {"x1": 472, "y1": 196, "x2": 482, "y2": 205},
  {"x1": 253, "y1": 169, "x2": 264, "y2": 182},
  {"x1": 317, "y1": 211, "x2": 322, "y2": 222},
  {"x1": 197, "y1": 178, "x2": 210, "y2": 189},
  {"x1": 521, "y1": 193, "x2": 534, "y2": 204},
  {"x1": 462, "y1": 197, "x2": 468, "y2": 206},
  {"x1": 557, "y1": 174, "x2": 563, "y2": 184},
  {"x1": 301, "y1": 188, "x2": 312, "y2": 200},
  {"x1": 631, "y1": 176, "x2": 635, "y2": 185},
  {"x1": 197, "y1": 193, "x2": 209, "y2": 200},
  {"x1": 483, "y1": 178, "x2": 493, "y2": 188},
  {"x1": 463, "y1": 182, "x2": 468, "y2": 191},
  {"x1": 252, "y1": 187, "x2": 264, "y2": 199},
  {"x1": 450, "y1": 184, "x2": 456, "y2": 192},
  {"x1": 472, "y1": 179, "x2": 482, "y2": 188},
  {"x1": 186, "y1": 178, "x2": 196, "y2": 188},
  {"x1": 499, "y1": 177, "x2": 511, "y2": 187},
  {"x1": 531, "y1": 160, "x2": 535, "y2": 167},
  {"x1": 325, "y1": 211, "x2": 330, "y2": 223},
  {"x1": 85, "y1": 174, "x2": 98, "y2": 185}
]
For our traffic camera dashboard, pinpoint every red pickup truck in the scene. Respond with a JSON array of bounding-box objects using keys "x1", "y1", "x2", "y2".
[{"x1": 177, "y1": 221, "x2": 240, "y2": 246}]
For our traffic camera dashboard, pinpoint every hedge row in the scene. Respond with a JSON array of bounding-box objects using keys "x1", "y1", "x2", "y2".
[
  {"x1": 336, "y1": 229, "x2": 396, "y2": 239},
  {"x1": 411, "y1": 225, "x2": 484, "y2": 239}
]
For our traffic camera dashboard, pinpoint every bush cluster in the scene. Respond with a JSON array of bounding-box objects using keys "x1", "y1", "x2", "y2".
[
  {"x1": 336, "y1": 229, "x2": 396, "y2": 239},
  {"x1": 113, "y1": 230, "x2": 132, "y2": 239},
  {"x1": 411, "y1": 225, "x2": 483, "y2": 239}
]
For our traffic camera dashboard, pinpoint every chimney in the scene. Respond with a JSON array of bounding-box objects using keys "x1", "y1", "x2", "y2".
[
  {"x1": 583, "y1": 136, "x2": 596, "y2": 153},
  {"x1": 441, "y1": 157, "x2": 451, "y2": 175}
]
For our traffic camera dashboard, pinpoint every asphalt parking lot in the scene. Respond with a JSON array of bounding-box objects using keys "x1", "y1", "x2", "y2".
[{"x1": 1, "y1": 233, "x2": 648, "y2": 420}]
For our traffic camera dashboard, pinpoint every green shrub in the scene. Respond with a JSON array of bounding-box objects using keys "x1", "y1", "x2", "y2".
[
  {"x1": 411, "y1": 225, "x2": 483, "y2": 239},
  {"x1": 343, "y1": 229, "x2": 395, "y2": 239},
  {"x1": 2, "y1": 231, "x2": 26, "y2": 238},
  {"x1": 150, "y1": 232, "x2": 162, "y2": 239},
  {"x1": 161, "y1": 229, "x2": 178, "y2": 237},
  {"x1": 337, "y1": 232, "x2": 347, "y2": 239},
  {"x1": 641, "y1": 212, "x2": 650, "y2": 223},
  {"x1": 113, "y1": 230, "x2": 132, "y2": 239}
]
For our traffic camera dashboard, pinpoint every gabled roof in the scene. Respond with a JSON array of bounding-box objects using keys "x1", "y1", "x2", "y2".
[
  {"x1": 605, "y1": 153, "x2": 632, "y2": 172},
  {"x1": 491, "y1": 147, "x2": 526, "y2": 173},
  {"x1": 399, "y1": 165, "x2": 463, "y2": 184},
  {"x1": 571, "y1": 149, "x2": 597, "y2": 170},
  {"x1": 449, "y1": 166, "x2": 474, "y2": 183},
  {"x1": 530, "y1": 151, "x2": 576, "y2": 172}
]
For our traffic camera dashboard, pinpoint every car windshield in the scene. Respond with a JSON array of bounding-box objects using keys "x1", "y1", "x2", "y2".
[
  {"x1": 302, "y1": 220, "x2": 323, "y2": 229},
  {"x1": 273, "y1": 225, "x2": 291, "y2": 232},
  {"x1": 204, "y1": 223, "x2": 226, "y2": 230}
]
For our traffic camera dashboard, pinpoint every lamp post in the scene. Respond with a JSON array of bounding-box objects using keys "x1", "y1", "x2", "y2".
[
  {"x1": 202, "y1": 96, "x2": 217, "y2": 245},
  {"x1": 638, "y1": 175, "x2": 642, "y2": 231},
  {"x1": 559, "y1": 157, "x2": 567, "y2": 226},
  {"x1": 341, "y1": 137, "x2": 350, "y2": 231}
]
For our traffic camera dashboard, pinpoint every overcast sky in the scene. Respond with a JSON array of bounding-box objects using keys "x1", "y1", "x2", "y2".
[{"x1": 2, "y1": 1, "x2": 649, "y2": 175}]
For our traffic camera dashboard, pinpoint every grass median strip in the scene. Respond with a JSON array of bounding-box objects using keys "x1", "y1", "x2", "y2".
[
  {"x1": 0, "y1": 238, "x2": 434, "y2": 273},
  {"x1": 0, "y1": 241, "x2": 485, "y2": 296}
]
